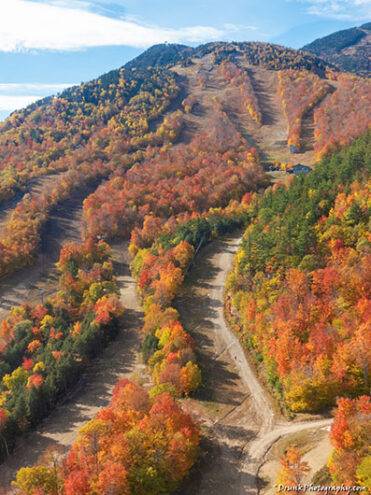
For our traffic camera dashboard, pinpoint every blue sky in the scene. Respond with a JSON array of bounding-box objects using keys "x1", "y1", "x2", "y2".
[{"x1": 0, "y1": 0, "x2": 370, "y2": 120}]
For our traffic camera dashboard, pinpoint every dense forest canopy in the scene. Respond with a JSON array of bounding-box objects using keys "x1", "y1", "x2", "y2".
[
  {"x1": 0, "y1": 66, "x2": 179, "y2": 204},
  {"x1": 227, "y1": 132, "x2": 370, "y2": 413}
]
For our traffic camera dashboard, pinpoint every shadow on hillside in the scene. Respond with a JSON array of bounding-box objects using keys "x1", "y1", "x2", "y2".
[{"x1": 176, "y1": 239, "x2": 246, "y2": 407}]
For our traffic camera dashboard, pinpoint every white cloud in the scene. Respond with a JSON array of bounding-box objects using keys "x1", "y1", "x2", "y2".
[
  {"x1": 0, "y1": 0, "x2": 237, "y2": 52},
  {"x1": 291, "y1": 0, "x2": 371, "y2": 20},
  {"x1": 0, "y1": 95, "x2": 42, "y2": 112},
  {"x1": 223, "y1": 23, "x2": 259, "y2": 32},
  {"x1": 0, "y1": 83, "x2": 73, "y2": 118},
  {"x1": 0, "y1": 83, "x2": 73, "y2": 96}
]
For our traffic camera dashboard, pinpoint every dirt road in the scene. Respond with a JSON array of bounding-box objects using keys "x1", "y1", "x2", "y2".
[
  {"x1": 0, "y1": 243, "x2": 144, "y2": 492},
  {"x1": 175, "y1": 236, "x2": 260, "y2": 494},
  {"x1": 176, "y1": 236, "x2": 332, "y2": 495}
]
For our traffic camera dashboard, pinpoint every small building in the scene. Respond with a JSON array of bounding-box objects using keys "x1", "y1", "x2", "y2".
[
  {"x1": 289, "y1": 144, "x2": 300, "y2": 154},
  {"x1": 287, "y1": 164, "x2": 311, "y2": 175}
]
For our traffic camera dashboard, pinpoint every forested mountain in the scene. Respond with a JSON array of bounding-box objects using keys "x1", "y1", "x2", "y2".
[
  {"x1": 303, "y1": 22, "x2": 371, "y2": 75},
  {"x1": 126, "y1": 40, "x2": 333, "y2": 73},
  {"x1": 1, "y1": 39, "x2": 366, "y2": 209},
  {"x1": 0, "y1": 40, "x2": 370, "y2": 494},
  {"x1": 5, "y1": 40, "x2": 368, "y2": 279}
]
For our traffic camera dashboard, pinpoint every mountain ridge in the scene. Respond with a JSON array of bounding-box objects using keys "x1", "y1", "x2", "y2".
[
  {"x1": 303, "y1": 22, "x2": 370, "y2": 75},
  {"x1": 0, "y1": 39, "x2": 369, "y2": 211},
  {"x1": 124, "y1": 40, "x2": 334, "y2": 74},
  {"x1": 0, "y1": 40, "x2": 335, "y2": 133}
]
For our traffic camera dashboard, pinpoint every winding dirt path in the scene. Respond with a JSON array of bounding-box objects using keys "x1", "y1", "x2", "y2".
[
  {"x1": 175, "y1": 236, "x2": 332, "y2": 495},
  {"x1": 0, "y1": 243, "x2": 144, "y2": 493},
  {"x1": 175, "y1": 236, "x2": 260, "y2": 494}
]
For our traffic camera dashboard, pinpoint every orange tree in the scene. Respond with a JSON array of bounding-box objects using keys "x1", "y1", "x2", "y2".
[{"x1": 13, "y1": 379, "x2": 200, "y2": 495}]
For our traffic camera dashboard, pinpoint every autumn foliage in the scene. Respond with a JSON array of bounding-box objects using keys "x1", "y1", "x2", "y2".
[
  {"x1": 276, "y1": 446, "x2": 309, "y2": 494},
  {"x1": 131, "y1": 199, "x2": 253, "y2": 398},
  {"x1": 328, "y1": 396, "x2": 371, "y2": 488},
  {"x1": 13, "y1": 380, "x2": 200, "y2": 495},
  {"x1": 0, "y1": 103, "x2": 184, "y2": 280},
  {"x1": 227, "y1": 133, "x2": 370, "y2": 412},
  {"x1": 131, "y1": 233, "x2": 201, "y2": 397},
  {"x1": 0, "y1": 56, "x2": 268, "y2": 489},
  {"x1": 219, "y1": 61, "x2": 262, "y2": 124},
  {"x1": 313, "y1": 73, "x2": 371, "y2": 158},
  {"x1": 2, "y1": 42, "x2": 370, "y2": 493},
  {"x1": 0, "y1": 67, "x2": 179, "y2": 205},
  {"x1": 207, "y1": 41, "x2": 330, "y2": 73},
  {"x1": 278, "y1": 69, "x2": 331, "y2": 150},
  {"x1": 0, "y1": 163, "x2": 106, "y2": 277},
  {"x1": 83, "y1": 114, "x2": 265, "y2": 240},
  {"x1": 0, "y1": 240, "x2": 123, "y2": 460}
]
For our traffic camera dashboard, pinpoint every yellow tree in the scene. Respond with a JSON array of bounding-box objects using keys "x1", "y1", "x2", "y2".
[
  {"x1": 12, "y1": 466, "x2": 59, "y2": 495},
  {"x1": 276, "y1": 446, "x2": 310, "y2": 494}
]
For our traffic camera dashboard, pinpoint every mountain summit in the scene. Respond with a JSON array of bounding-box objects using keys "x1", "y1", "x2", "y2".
[{"x1": 125, "y1": 41, "x2": 332, "y2": 74}]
